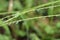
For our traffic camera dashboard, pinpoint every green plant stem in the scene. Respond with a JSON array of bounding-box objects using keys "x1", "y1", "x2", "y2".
[{"x1": 5, "y1": 0, "x2": 60, "y2": 23}]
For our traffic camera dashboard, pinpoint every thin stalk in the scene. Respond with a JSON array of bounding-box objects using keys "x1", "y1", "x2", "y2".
[
  {"x1": 8, "y1": 0, "x2": 13, "y2": 13},
  {"x1": 48, "y1": 0, "x2": 54, "y2": 24},
  {"x1": 5, "y1": 0, "x2": 60, "y2": 23},
  {"x1": 25, "y1": 0, "x2": 34, "y2": 8},
  {"x1": 20, "y1": 15, "x2": 30, "y2": 40}
]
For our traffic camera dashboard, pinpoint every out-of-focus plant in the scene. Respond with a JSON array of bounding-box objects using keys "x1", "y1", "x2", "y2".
[{"x1": 0, "y1": 0, "x2": 60, "y2": 40}]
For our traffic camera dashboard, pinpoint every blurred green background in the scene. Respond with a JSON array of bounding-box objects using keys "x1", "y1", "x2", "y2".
[{"x1": 0, "y1": 0, "x2": 60, "y2": 40}]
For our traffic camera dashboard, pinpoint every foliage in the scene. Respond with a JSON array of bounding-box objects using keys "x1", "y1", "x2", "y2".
[{"x1": 0, "y1": 0, "x2": 60, "y2": 40}]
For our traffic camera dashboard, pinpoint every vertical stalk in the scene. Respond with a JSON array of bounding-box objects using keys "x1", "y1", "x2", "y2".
[
  {"x1": 8, "y1": 0, "x2": 13, "y2": 13},
  {"x1": 48, "y1": 0, "x2": 54, "y2": 24},
  {"x1": 20, "y1": 14, "x2": 29, "y2": 40},
  {"x1": 8, "y1": 0, "x2": 17, "y2": 39},
  {"x1": 25, "y1": 0, "x2": 34, "y2": 9}
]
